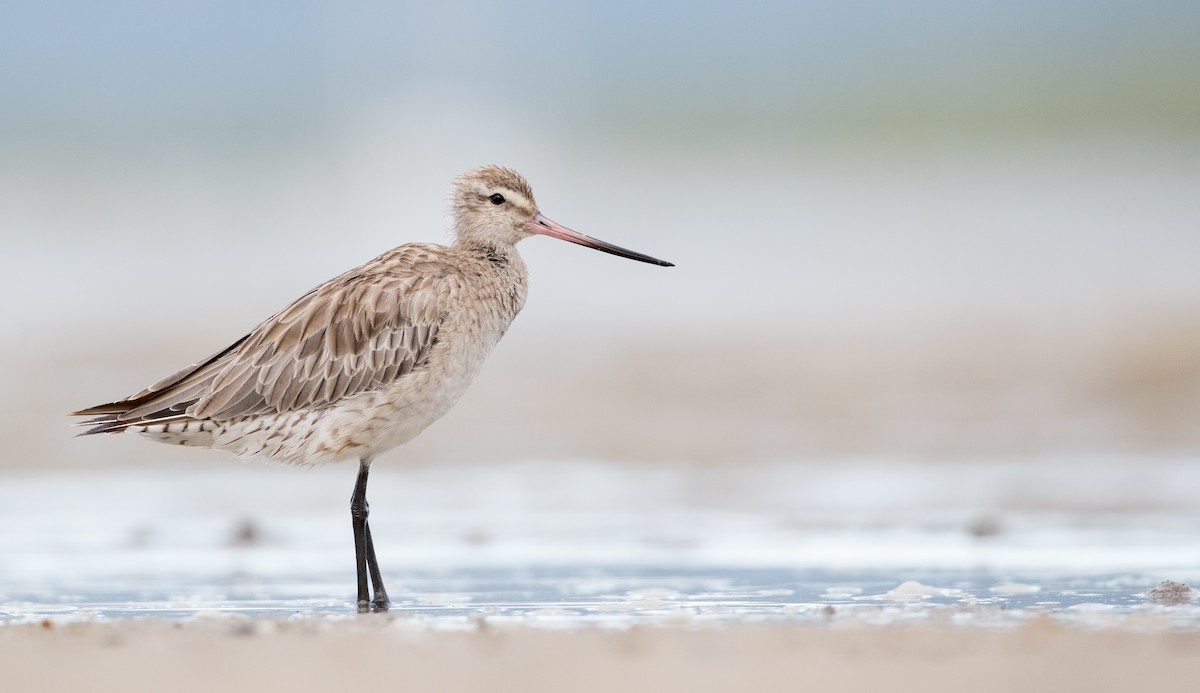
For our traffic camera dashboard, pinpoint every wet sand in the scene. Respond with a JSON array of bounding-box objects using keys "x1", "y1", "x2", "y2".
[{"x1": 5, "y1": 618, "x2": 1200, "y2": 693}]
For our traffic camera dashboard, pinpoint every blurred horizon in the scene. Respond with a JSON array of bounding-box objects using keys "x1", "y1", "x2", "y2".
[
  {"x1": 3, "y1": 1, "x2": 1199, "y2": 469},
  {"x1": 4, "y1": 1, "x2": 1199, "y2": 139}
]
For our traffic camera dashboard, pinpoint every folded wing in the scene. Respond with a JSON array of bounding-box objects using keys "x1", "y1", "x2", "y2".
[{"x1": 73, "y1": 247, "x2": 457, "y2": 433}]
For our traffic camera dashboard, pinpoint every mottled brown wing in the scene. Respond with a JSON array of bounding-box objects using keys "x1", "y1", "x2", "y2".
[{"x1": 74, "y1": 245, "x2": 458, "y2": 427}]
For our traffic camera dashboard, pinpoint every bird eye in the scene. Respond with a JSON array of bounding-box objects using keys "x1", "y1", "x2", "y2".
[{"x1": 489, "y1": 193, "x2": 505, "y2": 205}]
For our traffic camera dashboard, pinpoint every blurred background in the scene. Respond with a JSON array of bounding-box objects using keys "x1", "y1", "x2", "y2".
[{"x1": 3, "y1": 0, "x2": 1199, "y2": 472}]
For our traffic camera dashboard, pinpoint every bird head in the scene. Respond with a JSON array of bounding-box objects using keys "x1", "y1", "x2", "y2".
[{"x1": 451, "y1": 165, "x2": 674, "y2": 267}]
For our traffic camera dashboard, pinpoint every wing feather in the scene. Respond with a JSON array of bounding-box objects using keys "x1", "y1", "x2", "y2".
[
  {"x1": 191, "y1": 251, "x2": 455, "y2": 420},
  {"x1": 73, "y1": 245, "x2": 459, "y2": 429}
]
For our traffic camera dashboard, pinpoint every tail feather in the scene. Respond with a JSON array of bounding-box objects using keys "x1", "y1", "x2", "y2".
[
  {"x1": 71, "y1": 402, "x2": 136, "y2": 417},
  {"x1": 70, "y1": 336, "x2": 248, "y2": 435},
  {"x1": 71, "y1": 401, "x2": 200, "y2": 436}
]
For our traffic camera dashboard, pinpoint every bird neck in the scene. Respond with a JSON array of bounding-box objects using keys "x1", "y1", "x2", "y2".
[{"x1": 455, "y1": 238, "x2": 519, "y2": 271}]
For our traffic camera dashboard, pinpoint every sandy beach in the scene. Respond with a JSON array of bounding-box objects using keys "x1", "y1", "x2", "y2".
[{"x1": 5, "y1": 618, "x2": 1200, "y2": 693}]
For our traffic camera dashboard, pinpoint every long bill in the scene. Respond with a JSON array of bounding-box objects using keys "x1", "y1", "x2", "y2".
[{"x1": 528, "y1": 212, "x2": 674, "y2": 267}]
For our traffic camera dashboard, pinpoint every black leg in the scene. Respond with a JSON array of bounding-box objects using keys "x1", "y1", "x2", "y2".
[
  {"x1": 350, "y1": 457, "x2": 389, "y2": 613},
  {"x1": 350, "y1": 459, "x2": 371, "y2": 612},
  {"x1": 363, "y1": 519, "x2": 390, "y2": 611}
]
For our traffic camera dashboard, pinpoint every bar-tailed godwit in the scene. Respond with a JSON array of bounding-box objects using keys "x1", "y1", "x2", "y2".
[{"x1": 72, "y1": 165, "x2": 673, "y2": 612}]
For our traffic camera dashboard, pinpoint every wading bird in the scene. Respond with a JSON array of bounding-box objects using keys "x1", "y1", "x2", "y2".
[{"x1": 72, "y1": 165, "x2": 673, "y2": 612}]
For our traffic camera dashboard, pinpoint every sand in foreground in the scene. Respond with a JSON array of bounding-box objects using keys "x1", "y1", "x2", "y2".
[{"x1": 4, "y1": 618, "x2": 1199, "y2": 693}]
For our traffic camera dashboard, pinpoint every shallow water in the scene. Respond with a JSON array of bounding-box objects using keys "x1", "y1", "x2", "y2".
[
  {"x1": 2, "y1": 459, "x2": 1198, "y2": 629},
  {"x1": 5, "y1": 566, "x2": 1200, "y2": 631}
]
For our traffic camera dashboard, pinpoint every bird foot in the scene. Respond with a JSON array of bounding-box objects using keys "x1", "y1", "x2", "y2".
[{"x1": 356, "y1": 597, "x2": 390, "y2": 614}]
